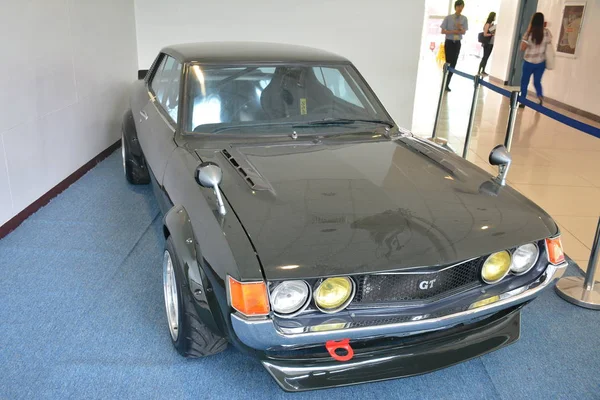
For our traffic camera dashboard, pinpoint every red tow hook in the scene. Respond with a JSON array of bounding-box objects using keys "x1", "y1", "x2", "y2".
[{"x1": 325, "y1": 338, "x2": 354, "y2": 362}]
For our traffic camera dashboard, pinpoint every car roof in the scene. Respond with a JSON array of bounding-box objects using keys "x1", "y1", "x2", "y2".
[{"x1": 161, "y1": 41, "x2": 351, "y2": 64}]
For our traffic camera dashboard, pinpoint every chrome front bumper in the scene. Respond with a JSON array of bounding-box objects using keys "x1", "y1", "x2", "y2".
[{"x1": 231, "y1": 262, "x2": 567, "y2": 351}]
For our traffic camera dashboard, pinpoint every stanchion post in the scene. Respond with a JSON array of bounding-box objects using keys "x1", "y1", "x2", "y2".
[
  {"x1": 432, "y1": 63, "x2": 449, "y2": 140},
  {"x1": 584, "y1": 217, "x2": 600, "y2": 291},
  {"x1": 462, "y1": 75, "x2": 481, "y2": 159},
  {"x1": 555, "y1": 216, "x2": 600, "y2": 310},
  {"x1": 504, "y1": 90, "x2": 520, "y2": 151}
]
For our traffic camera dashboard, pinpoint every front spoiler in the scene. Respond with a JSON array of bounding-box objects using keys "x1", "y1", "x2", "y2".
[{"x1": 261, "y1": 305, "x2": 522, "y2": 392}]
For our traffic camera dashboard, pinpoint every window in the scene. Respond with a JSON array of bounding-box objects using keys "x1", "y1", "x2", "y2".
[
  {"x1": 150, "y1": 55, "x2": 182, "y2": 123},
  {"x1": 187, "y1": 66, "x2": 276, "y2": 129},
  {"x1": 313, "y1": 67, "x2": 365, "y2": 108},
  {"x1": 150, "y1": 57, "x2": 168, "y2": 102},
  {"x1": 185, "y1": 64, "x2": 387, "y2": 133}
]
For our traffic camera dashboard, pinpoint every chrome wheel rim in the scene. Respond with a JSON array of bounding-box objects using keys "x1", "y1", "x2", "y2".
[
  {"x1": 163, "y1": 250, "x2": 179, "y2": 341},
  {"x1": 121, "y1": 135, "x2": 126, "y2": 176}
]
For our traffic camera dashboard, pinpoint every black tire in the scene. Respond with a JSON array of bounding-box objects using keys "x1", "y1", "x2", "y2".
[
  {"x1": 122, "y1": 133, "x2": 150, "y2": 185},
  {"x1": 164, "y1": 237, "x2": 228, "y2": 358}
]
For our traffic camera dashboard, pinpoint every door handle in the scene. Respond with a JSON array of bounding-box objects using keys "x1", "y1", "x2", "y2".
[{"x1": 139, "y1": 110, "x2": 148, "y2": 120}]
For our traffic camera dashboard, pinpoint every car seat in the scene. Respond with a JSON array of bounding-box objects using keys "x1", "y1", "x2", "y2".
[{"x1": 260, "y1": 67, "x2": 336, "y2": 119}]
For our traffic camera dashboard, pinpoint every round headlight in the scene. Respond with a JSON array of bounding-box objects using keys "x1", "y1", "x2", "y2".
[
  {"x1": 270, "y1": 280, "x2": 310, "y2": 316},
  {"x1": 314, "y1": 277, "x2": 355, "y2": 313},
  {"x1": 481, "y1": 251, "x2": 512, "y2": 284},
  {"x1": 510, "y1": 243, "x2": 539, "y2": 275}
]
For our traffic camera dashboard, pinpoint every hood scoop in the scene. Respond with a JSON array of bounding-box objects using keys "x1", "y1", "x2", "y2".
[{"x1": 221, "y1": 149, "x2": 274, "y2": 192}]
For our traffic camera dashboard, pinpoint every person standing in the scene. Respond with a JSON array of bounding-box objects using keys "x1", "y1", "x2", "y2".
[
  {"x1": 478, "y1": 12, "x2": 496, "y2": 76},
  {"x1": 441, "y1": 0, "x2": 469, "y2": 92},
  {"x1": 519, "y1": 12, "x2": 552, "y2": 107}
]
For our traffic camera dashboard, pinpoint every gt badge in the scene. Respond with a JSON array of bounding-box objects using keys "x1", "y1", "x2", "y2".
[{"x1": 419, "y1": 279, "x2": 437, "y2": 290}]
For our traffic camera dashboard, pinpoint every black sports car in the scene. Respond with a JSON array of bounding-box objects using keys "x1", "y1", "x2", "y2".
[{"x1": 121, "y1": 41, "x2": 567, "y2": 391}]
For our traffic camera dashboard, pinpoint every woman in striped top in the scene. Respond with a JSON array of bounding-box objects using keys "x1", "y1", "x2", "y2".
[{"x1": 519, "y1": 12, "x2": 552, "y2": 108}]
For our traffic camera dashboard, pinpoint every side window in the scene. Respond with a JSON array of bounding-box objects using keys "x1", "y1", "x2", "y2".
[
  {"x1": 162, "y1": 61, "x2": 181, "y2": 122},
  {"x1": 150, "y1": 57, "x2": 168, "y2": 103},
  {"x1": 150, "y1": 55, "x2": 182, "y2": 123},
  {"x1": 312, "y1": 67, "x2": 363, "y2": 107}
]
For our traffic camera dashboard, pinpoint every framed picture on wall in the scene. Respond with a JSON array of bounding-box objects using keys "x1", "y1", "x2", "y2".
[{"x1": 556, "y1": 1, "x2": 586, "y2": 58}]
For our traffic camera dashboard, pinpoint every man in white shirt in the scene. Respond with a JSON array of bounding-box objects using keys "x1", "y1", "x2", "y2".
[{"x1": 440, "y1": 0, "x2": 469, "y2": 91}]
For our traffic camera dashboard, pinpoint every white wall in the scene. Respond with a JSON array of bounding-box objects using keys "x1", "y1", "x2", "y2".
[
  {"x1": 536, "y1": 0, "x2": 600, "y2": 115},
  {"x1": 0, "y1": 0, "x2": 138, "y2": 226},
  {"x1": 134, "y1": 0, "x2": 426, "y2": 129},
  {"x1": 490, "y1": 0, "x2": 520, "y2": 82}
]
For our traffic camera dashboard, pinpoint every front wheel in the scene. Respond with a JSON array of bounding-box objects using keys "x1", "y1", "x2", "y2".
[{"x1": 163, "y1": 237, "x2": 228, "y2": 358}]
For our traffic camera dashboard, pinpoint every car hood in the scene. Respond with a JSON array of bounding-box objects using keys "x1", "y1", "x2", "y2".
[{"x1": 196, "y1": 136, "x2": 557, "y2": 280}]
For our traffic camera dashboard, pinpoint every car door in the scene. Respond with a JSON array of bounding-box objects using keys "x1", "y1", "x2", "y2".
[{"x1": 137, "y1": 54, "x2": 181, "y2": 183}]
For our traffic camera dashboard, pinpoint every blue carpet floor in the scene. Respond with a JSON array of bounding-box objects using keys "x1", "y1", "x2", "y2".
[{"x1": 1, "y1": 150, "x2": 599, "y2": 399}]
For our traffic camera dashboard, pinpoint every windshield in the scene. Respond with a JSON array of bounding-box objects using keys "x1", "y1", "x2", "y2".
[{"x1": 184, "y1": 64, "x2": 392, "y2": 133}]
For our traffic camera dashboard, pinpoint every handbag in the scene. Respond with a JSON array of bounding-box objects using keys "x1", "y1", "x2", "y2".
[
  {"x1": 545, "y1": 42, "x2": 556, "y2": 70},
  {"x1": 478, "y1": 23, "x2": 493, "y2": 44},
  {"x1": 478, "y1": 32, "x2": 491, "y2": 44}
]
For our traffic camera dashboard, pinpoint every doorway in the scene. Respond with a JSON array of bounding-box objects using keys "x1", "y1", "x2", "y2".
[
  {"x1": 507, "y1": 0, "x2": 538, "y2": 86},
  {"x1": 412, "y1": 0, "x2": 501, "y2": 137}
]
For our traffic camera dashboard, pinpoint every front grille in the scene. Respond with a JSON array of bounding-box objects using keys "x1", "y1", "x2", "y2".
[
  {"x1": 353, "y1": 258, "x2": 484, "y2": 305},
  {"x1": 349, "y1": 305, "x2": 472, "y2": 328}
]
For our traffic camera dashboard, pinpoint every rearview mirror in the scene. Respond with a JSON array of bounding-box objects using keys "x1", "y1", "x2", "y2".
[
  {"x1": 489, "y1": 145, "x2": 512, "y2": 186},
  {"x1": 195, "y1": 162, "x2": 226, "y2": 216}
]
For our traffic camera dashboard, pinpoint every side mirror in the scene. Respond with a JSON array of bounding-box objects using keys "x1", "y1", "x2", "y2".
[
  {"x1": 489, "y1": 145, "x2": 512, "y2": 186},
  {"x1": 195, "y1": 162, "x2": 226, "y2": 216}
]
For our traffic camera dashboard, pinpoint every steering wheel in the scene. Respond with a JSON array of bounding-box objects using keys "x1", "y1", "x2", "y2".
[
  {"x1": 232, "y1": 99, "x2": 257, "y2": 120},
  {"x1": 221, "y1": 93, "x2": 257, "y2": 121}
]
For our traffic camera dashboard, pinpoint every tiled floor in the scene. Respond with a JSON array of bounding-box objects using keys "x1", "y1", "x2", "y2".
[{"x1": 411, "y1": 52, "x2": 600, "y2": 281}]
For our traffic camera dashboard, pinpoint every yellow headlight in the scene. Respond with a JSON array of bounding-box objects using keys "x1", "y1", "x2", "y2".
[
  {"x1": 314, "y1": 277, "x2": 355, "y2": 313},
  {"x1": 481, "y1": 251, "x2": 512, "y2": 284}
]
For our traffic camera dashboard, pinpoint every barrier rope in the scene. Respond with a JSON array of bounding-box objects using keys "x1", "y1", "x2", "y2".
[
  {"x1": 519, "y1": 97, "x2": 600, "y2": 139},
  {"x1": 446, "y1": 66, "x2": 600, "y2": 140},
  {"x1": 479, "y1": 79, "x2": 512, "y2": 98},
  {"x1": 447, "y1": 67, "x2": 475, "y2": 81}
]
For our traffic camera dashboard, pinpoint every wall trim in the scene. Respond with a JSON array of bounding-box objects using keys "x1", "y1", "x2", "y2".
[
  {"x1": 488, "y1": 75, "x2": 599, "y2": 123},
  {"x1": 0, "y1": 139, "x2": 121, "y2": 240},
  {"x1": 526, "y1": 91, "x2": 600, "y2": 123}
]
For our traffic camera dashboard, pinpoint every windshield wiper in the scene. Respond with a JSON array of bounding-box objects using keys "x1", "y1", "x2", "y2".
[
  {"x1": 208, "y1": 121, "x2": 294, "y2": 133},
  {"x1": 203, "y1": 118, "x2": 394, "y2": 133},
  {"x1": 292, "y1": 118, "x2": 395, "y2": 128}
]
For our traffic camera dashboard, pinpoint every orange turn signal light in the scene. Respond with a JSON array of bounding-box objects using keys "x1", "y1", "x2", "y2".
[
  {"x1": 228, "y1": 276, "x2": 270, "y2": 316},
  {"x1": 545, "y1": 236, "x2": 565, "y2": 265}
]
